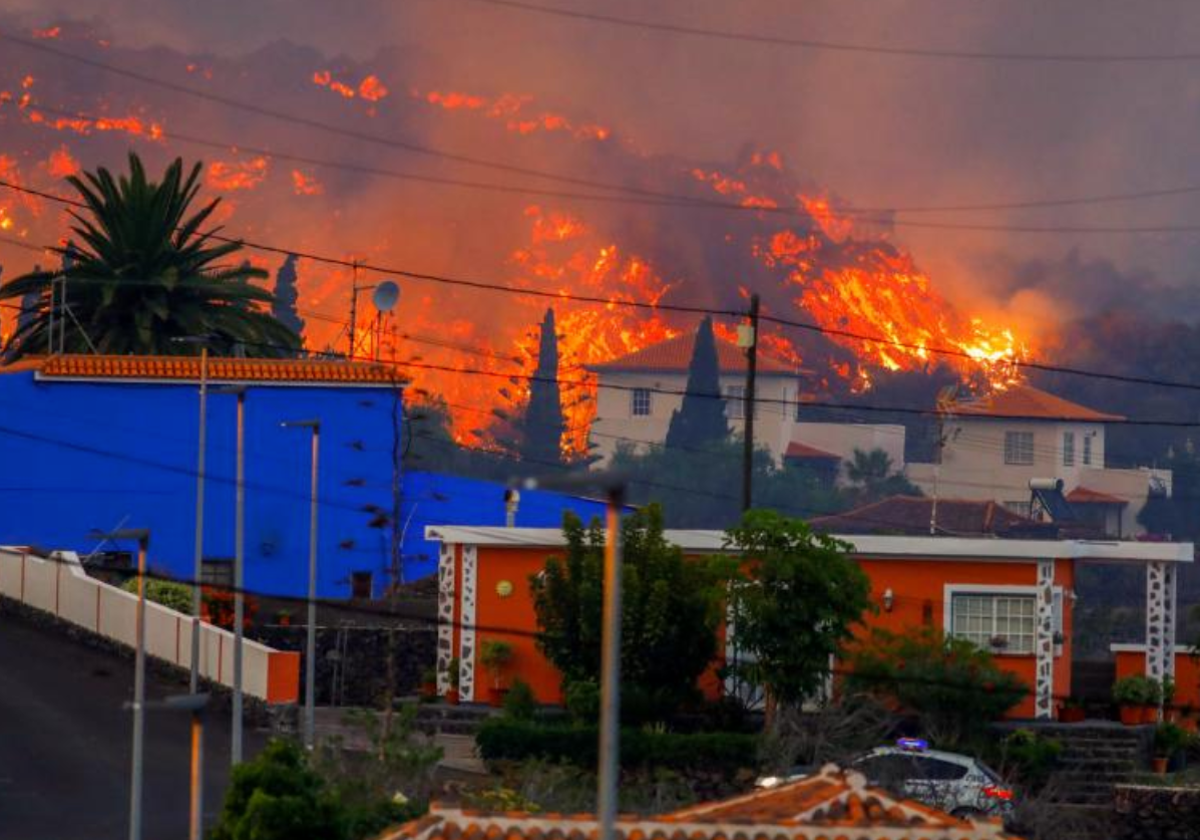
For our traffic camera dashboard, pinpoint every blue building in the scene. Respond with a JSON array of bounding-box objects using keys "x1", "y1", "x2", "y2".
[{"x1": 0, "y1": 355, "x2": 607, "y2": 598}]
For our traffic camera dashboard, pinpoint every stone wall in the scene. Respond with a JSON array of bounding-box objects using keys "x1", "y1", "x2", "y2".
[
  {"x1": 253, "y1": 624, "x2": 437, "y2": 707},
  {"x1": 1114, "y1": 784, "x2": 1200, "y2": 840}
]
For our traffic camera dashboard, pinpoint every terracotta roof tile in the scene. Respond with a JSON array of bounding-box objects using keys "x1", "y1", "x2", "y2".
[
  {"x1": 380, "y1": 767, "x2": 1019, "y2": 840},
  {"x1": 588, "y1": 334, "x2": 798, "y2": 376},
  {"x1": 783, "y1": 442, "x2": 841, "y2": 461},
  {"x1": 1, "y1": 354, "x2": 401, "y2": 386},
  {"x1": 949, "y1": 384, "x2": 1123, "y2": 422},
  {"x1": 1066, "y1": 486, "x2": 1128, "y2": 506},
  {"x1": 809, "y1": 495, "x2": 1054, "y2": 538}
]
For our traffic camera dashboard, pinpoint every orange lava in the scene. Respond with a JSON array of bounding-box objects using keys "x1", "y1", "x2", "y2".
[
  {"x1": 291, "y1": 169, "x2": 324, "y2": 196},
  {"x1": 417, "y1": 88, "x2": 609, "y2": 141},
  {"x1": 206, "y1": 157, "x2": 268, "y2": 191}
]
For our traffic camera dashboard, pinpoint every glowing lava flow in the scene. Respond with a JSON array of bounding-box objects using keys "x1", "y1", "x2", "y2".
[{"x1": 416, "y1": 88, "x2": 610, "y2": 141}]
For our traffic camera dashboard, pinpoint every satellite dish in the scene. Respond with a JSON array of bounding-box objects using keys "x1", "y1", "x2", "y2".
[{"x1": 372, "y1": 280, "x2": 400, "y2": 312}]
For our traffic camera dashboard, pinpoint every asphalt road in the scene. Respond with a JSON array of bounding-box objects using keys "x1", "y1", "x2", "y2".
[{"x1": 0, "y1": 611, "x2": 266, "y2": 840}]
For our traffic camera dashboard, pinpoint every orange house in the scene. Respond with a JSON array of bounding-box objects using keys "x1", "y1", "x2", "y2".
[{"x1": 428, "y1": 525, "x2": 1192, "y2": 719}]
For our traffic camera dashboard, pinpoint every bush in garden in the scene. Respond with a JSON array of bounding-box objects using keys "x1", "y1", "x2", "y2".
[
  {"x1": 503, "y1": 679, "x2": 538, "y2": 722},
  {"x1": 121, "y1": 576, "x2": 193, "y2": 614},
  {"x1": 845, "y1": 627, "x2": 1027, "y2": 748},
  {"x1": 531, "y1": 506, "x2": 723, "y2": 720}
]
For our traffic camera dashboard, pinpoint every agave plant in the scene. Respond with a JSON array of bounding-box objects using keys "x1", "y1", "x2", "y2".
[{"x1": 0, "y1": 153, "x2": 302, "y2": 359}]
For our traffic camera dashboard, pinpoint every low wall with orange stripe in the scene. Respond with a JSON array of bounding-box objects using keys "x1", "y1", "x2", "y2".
[{"x1": 0, "y1": 548, "x2": 299, "y2": 704}]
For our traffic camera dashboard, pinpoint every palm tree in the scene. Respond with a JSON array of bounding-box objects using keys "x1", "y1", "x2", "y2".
[{"x1": 0, "y1": 153, "x2": 302, "y2": 359}]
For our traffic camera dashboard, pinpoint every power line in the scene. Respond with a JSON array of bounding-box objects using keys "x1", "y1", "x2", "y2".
[
  {"x1": 455, "y1": 0, "x2": 1200, "y2": 64},
  {"x1": 21, "y1": 550, "x2": 1190, "y2": 710},
  {"x1": 10, "y1": 178, "x2": 1200, "y2": 398},
  {"x1": 8, "y1": 45, "x2": 1200, "y2": 230},
  {"x1": 23, "y1": 98, "x2": 1200, "y2": 219}
]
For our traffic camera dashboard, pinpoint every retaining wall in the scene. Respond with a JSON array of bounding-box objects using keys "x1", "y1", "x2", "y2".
[{"x1": 0, "y1": 548, "x2": 298, "y2": 703}]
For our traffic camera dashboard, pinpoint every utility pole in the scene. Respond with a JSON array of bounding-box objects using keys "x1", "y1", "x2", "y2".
[
  {"x1": 740, "y1": 294, "x2": 760, "y2": 513},
  {"x1": 348, "y1": 262, "x2": 360, "y2": 358}
]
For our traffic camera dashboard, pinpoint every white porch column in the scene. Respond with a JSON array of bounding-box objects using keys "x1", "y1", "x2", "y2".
[
  {"x1": 1034, "y1": 559, "x2": 1055, "y2": 719},
  {"x1": 436, "y1": 543, "x2": 457, "y2": 694},
  {"x1": 1145, "y1": 561, "x2": 1171, "y2": 682},
  {"x1": 458, "y1": 545, "x2": 478, "y2": 702}
]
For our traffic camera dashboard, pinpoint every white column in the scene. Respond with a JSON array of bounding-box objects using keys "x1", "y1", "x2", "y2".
[
  {"x1": 436, "y1": 543, "x2": 456, "y2": 694},
  {"x1": 1034, "y1": 559, "x2": 1055, "y2": 719},
  {"x1": 1145, "y1": 561, "x2": 1169, "y2": 682},
  {"x1": 458, "y1": 545, "x2": 478, "y2": 702},
  {"x1": 1165, "y1": 564, "x2": 1177, "y2": 680}
]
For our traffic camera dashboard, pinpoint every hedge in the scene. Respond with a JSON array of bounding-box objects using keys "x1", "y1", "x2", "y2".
[{"x1": 475, "y1": 719, "x2": 758, "y2": 774}]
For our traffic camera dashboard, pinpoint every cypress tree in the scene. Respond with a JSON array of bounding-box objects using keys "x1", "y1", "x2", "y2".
[
  {"x1": 271, "y1": 254, "x2": 306, "y2": 342},
  {"x1": 665, "y1": 316, "x2": 729, "y2": 450},
  {"x1": 520, "y1": 308, "x2": 565, "y2": 465}
]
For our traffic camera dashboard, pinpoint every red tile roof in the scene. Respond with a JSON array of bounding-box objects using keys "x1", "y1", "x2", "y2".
[
  {"x1": 783, "y1": 441, "x2": 840, "y2": 461},
  {"x1": 2, "y1": 354, "x2": 402, "y2": 386},
  {"x1": 588, "y1": 333, "x2": 798, "y2": 376},
  {"x1": 1066, "y1": 486, "x2": 1128, "y2": 506},
  {"x1": 381, "y1": 767, "x2": 1016, "y2": 840},
  {"x1": 809, "y1": 495, "x2": 1054, "y2": 537},
  {"x1": 949, "y1": 384, "x2": 1123, "y2": 422}
]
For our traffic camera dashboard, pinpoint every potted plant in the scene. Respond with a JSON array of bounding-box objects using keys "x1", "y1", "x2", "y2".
[
  {"x1": 1142, "y1": 677, "x2": 1163, "y2": 724},
  {"x1": 1163, "y1": 676, "x2": 1178, "y2": 723},
  {"x1": 446, "y1": 657, "x2": 460, "y2": 705},
  {"x1": 480, "y1": 639, "x2": 515, "y2": 707},
  {"x1": 420, "y1": 666, "x2": 438, "y2": 701},
  {"x1": 1059, "y1": 697, "x2": 1086, "y2": 724},
  {"x1": 1113, "y1": 675, "x2": 1149, "y2": 725},
  {"x1": 1153, "y1": 722, "x2": 1188, "y2": 774}
]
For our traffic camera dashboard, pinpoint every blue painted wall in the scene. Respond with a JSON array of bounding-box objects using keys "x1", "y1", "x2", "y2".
[{"x1": 0, "y1": 369, "x2": 608, "y2": 597}]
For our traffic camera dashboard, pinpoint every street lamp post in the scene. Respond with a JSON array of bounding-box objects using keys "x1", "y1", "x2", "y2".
[
  {"x1": 232, "y1": 386, "x2": 246, "y2": 765},
  {"x1": 171, "y1": 335, "x2": 214, "y2": 700},
  {"x1": 94, "y1": 528, "x2": 150, "y2": 840},
  {"x1": 516, "y1": 471, "x2": 626, "y2": 840},
  {"x1": 214, "y1": 385, "x2": 248, "y2": 765},
  {"x1": 282, "y1": 419, "x2": 321, "y2": 749}
]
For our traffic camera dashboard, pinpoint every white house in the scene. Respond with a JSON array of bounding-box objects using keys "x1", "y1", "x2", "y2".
[
  {"x1": 586, "y1": 331, "x2": 805, "y2": 464},
  {"x1": 907, "y1": 384, "x2": 1171, "y2": 537}
]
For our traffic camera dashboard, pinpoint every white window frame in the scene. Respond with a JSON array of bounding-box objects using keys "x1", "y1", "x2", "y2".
[
  {"x1": 942, "y1": 584, "x2": 1060, "y2": 656},
  {"x1": 724, "y1": 385, "x2": 756, "y2": 420},
  {"x1": 1004, "y1": 431, "x2": 1035, "y2": 466},
  {"x1": 1062, "y1": 431, "x2": 1075, "y2": 467},
  {"x1": 1083, "y1": 434, "x2": 1093, "y2": 466},
  {"x1": 630, "y1": 388, "x2": 652, "y2": 417}
]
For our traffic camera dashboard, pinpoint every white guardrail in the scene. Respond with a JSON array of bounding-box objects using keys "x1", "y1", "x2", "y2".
[{"x1": 0, "y1": 548, "x2": 299, "y2": 703}]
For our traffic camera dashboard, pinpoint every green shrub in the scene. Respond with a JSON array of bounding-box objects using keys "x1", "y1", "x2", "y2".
[
  {"x1": 995, "y1": 729, "x2": 1062, "y2": 791},
  {"x1": 1154, "y1": 722, "x2": 1192, "y2": 758},
  {"x1": 564, "y1": 679, "x2": 600, "y2": 723},
  {"x1": 503, "y1": 679, "x2": 537, "y2": 722},
  {"x1": 121, "y1": 577, "x2": 193, "y2": 615},
  {"x1": 475, "y1": 719, "x2": 758, "y2": 776},
  {"x1": 1113, "y1": 675, "x2": 1159, "y2": 706},
  {"x1": 211, "y1": 740, "x2": 345, "y2": 840},
  {"x1": 845, "y1": 627, "x2": 1026, "y2": 749}
]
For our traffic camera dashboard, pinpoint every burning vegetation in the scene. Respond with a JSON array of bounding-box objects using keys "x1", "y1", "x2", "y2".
[{"x1": 0, "y1": 27, "x2": 1031, "y2": 458}]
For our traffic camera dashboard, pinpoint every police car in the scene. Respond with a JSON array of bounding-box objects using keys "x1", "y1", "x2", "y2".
[{"x1": 756, "y1": 738, "x2": 1015, "y2": 820}]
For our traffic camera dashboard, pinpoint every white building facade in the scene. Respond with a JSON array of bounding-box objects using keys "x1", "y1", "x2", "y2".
[
  {"x1": 907, "y1": 384, "x2": 1170, "y2": 538},
  {"x1": 586, "y1": 333, "x2": 805, "y2": 464}
]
